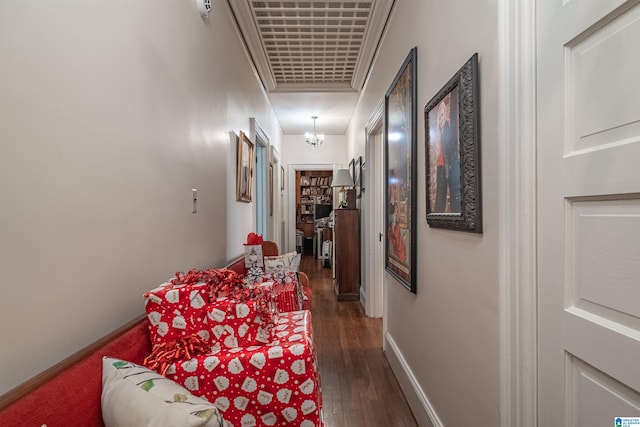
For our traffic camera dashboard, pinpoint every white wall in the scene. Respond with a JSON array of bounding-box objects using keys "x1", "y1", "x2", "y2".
[
  {"x1": 347, "y1": 0, "x2": 500, "y2": 425},
  {"x1": 281, "y1": 134, "x2": 348, "y2": 168},
  {"x1": 0, "y1": 0, "x2": 280, "y2": 394}
]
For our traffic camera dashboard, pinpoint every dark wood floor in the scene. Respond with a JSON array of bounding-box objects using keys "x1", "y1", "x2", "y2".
[{"x1": 301, "y1": 255, "x2": 417, "y2": 427}]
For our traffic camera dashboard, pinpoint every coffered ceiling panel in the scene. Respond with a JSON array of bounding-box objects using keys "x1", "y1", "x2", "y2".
[{"x1": 254, "y1": 1, "x2": 371, "y2": 86}]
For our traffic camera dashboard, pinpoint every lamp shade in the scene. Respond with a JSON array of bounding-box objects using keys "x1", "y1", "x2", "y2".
[{"x1": 331, "y1": 169, "x2": 354, "y2": 187}]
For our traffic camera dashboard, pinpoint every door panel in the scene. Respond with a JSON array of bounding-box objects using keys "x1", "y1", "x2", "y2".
[
  {"x1": 537, "y1": 0, "x2": 640, "y2": 425},
  {"x1": 568, "y1": 355, "x2": 640, "y2": 427},
  {"x1": 567, "y1": 4, "x2": 640, "y2": 154},
  {"x1": 570, "y1": 200, "x2": 640, "y2": 324}
]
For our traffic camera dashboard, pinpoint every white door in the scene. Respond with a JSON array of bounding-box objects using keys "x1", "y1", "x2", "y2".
[{"x1": 537, "y1": 1, "x2": 640, "y2": 425}]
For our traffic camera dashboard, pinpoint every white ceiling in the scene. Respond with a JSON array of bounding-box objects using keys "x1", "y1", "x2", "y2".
[{"x1": 227, "y1": 0, "x2": 394, "y2": 136}]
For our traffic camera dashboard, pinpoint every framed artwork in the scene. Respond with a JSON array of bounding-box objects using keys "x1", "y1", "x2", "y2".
[
  {"x1": 424, "y1": 53, "x2": 481, "y2": 233},
  {"x1": 280, "y1": 165, "x2": 285, "y2": 193},
  {"x1": 236, "y1": 131, "x2": 254, "y2": 203},
  {"x1": 384, "y1": 47, "x2": 417, "y2": 293},
  {"x1": 349, "y1": 158, "x2": 355, "y2": 185},
  {"x1": 355, "y1": 156, "x2": 363, "y2": 199},
  {"x1": 360, "y1": 160, "x2": 366, "y2": 195},
  {"x1": 268, "y1": 162, "x2": 274, "y2": 216}
]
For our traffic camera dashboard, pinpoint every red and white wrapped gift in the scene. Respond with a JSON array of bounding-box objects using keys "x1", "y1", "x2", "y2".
[
  {"x1": 272, "y1": 281, "x2": 303, "y2": 312},
  {"x1": 250, "y1": 272, "x2": 304, "y2": 312},
  {"x1": 143, "y1": 280, "x2": 211, "y2": 348},
  {"x1": 165, "y1": 310, "x2": 323, "y2": 427},
  {"x1": 206, "y1": 296, "x2": 275, "y2": 349}
]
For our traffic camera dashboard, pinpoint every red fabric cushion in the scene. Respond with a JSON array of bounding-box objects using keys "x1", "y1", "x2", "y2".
[
  {"x1": 0, "y1": 320, "x2": 151, "y2": 427},
  {"x1": 225, "y1": 257, "x2": 247, "y2": 275}
]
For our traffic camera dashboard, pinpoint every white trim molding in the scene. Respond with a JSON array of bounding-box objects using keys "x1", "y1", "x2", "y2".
[
  {"x1": 351, "y1": 0, "x2": 396, "y2": 91},
  {"x1": 226, "y1": 0, "x2": 277, "y2": 91},
  {"x1": 363, "y1": 100, "x2": 385, "y2": 318},
  {"x1": 384, "y1": 332, "x2": 442, "y2": 427},
  {"x1": 498, "y1": 1, "x2": 538, "y2": 427}
]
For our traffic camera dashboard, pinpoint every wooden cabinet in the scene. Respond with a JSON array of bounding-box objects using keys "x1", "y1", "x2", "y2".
[{"x1": 333, "y1": 209, "x2": 360, "y2": 301}]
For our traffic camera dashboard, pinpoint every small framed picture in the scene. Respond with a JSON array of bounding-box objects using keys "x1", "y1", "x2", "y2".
[
  {"x1": 355, "y1": 156, "x2": 363, "y2": 198},
  {"x1": 280, "y1": 165, "x2": 285, "y2": 193},
  {"x1": 236, "y1": 131, "x2": 254, "y2": 203}
]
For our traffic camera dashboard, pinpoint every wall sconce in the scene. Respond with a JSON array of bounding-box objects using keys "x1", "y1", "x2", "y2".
[{"x1": 331, "y1": 169, "x2": 355, "y2": 209}]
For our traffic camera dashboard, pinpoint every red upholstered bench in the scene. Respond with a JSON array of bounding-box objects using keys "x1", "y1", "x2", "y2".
[
  {"x1": 0, "y1": 316, "x2": 152, "y2": 427},
  {"x1": 0, "y1": 258, "x2": 312, "y2": 426}
]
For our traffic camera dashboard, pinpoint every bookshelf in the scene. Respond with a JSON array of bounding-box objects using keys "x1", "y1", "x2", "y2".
[{"x1": 296, "y1": 170, "x2": 333, "y2": 241}]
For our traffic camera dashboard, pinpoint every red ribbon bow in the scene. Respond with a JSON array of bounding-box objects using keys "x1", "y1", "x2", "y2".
[
  {"x1": 245, "y1": 232, "x2": 264, "y2": 246},
  {"x1": 144, "y1": 334, "x2": 209, "y2": 375}
]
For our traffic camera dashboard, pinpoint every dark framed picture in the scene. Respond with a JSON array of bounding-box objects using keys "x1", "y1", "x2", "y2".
[
  {"x1": 425, "y1": 53, "x2": 481, "y2": 232},
  {"x1": 360, "y1": 160, "x2": 366, "y2": 195},
  {"x1": 355, "y1": 156, "x2": 363, "y2": 199},
  {"x1": 349, "y1": 158, "x2": 355, "y2": 185},
  {"x1": 236, "y1": 131, "x2": 254, "y2": 203},
  {"x1": 268, "y1": 162, "x2": 274, "y2": 216},
  {"x1": 385, "y1": 47, "x2": 417, "y2": 293},
  {"x1": 280, "y1": 165, "x2": 285, "y2": 193}
]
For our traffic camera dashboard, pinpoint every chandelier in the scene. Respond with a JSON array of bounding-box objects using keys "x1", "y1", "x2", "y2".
[{"x1": 305, "y1": 116, "x2": 324, "y2": 147}]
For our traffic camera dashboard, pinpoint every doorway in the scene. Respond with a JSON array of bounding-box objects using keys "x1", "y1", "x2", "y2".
[
  {"x1": 363, "y1": 102, "x2": 385, "y2": 318},
  {"x1": 295, "y1": 169, "x2": 333, "y2": 258},
  {"x1": 286, "y1": 164, "x2": 336, "y2": 254}
]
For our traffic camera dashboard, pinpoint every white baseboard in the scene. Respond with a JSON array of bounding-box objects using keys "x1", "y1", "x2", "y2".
[{"x1": 384, "y1": 331, "x2": 444, "y2": 427}]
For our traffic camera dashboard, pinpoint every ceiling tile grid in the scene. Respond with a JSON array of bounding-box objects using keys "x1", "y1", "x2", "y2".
[{"x1": 250, "y1": 1, "x2": 373, "y2": 85}]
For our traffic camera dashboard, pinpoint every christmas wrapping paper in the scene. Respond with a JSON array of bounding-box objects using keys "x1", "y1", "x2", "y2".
[
  {"x1": 164, "y1": 310, "x2": 323, "y2": 427},
  {"x1": 272, "y1": 281, "x2": 302, "y2": 312},
  {"x1": 144, "y1": 281, "x2": 211, "y2": 348},
  {"x1": 206, "y1": 297, "x2": 275, "y2": 349},
  {"x1": 250, "y1": 272, "x2": 303, "y2": 312}
]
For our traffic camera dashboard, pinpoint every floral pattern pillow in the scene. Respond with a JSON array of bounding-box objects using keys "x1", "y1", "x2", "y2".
[
  {"x1": 263, "y1": 252, "x2": 301, "y2": 273},
  {"x1": 101, "y1": 357, "x2": 225, "y2": 427}
]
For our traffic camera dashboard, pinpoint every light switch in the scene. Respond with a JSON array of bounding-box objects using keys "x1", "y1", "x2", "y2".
[{"x1": 192, "y1": 189, "x2": 197, "y2": 213}]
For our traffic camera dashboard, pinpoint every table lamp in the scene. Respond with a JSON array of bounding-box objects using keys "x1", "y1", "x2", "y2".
[{"x1": 332, "y1": 169, "x2": 355, "y2": 209}]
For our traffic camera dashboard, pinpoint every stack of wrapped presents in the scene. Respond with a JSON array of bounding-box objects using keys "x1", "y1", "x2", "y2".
[{"x1": 141, "y1": 237, "x2": 322, "y2": 427}]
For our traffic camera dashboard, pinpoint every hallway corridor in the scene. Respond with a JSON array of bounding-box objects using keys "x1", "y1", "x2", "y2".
[{"x1": 301, "y1": 255, "x2": 417, "y2": 426}]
